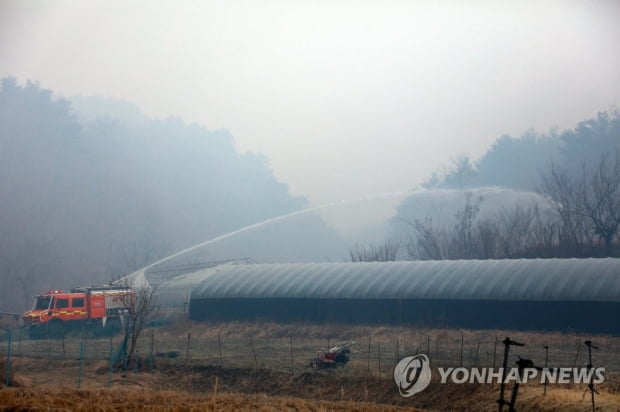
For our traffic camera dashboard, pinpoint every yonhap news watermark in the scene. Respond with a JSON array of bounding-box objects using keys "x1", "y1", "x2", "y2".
[
  {"x1": 393, "y1": 353, "x2": 605, "y2": 398},
  {"x1": 435, "y1": 366, "x2": 605, "y2": 385}
]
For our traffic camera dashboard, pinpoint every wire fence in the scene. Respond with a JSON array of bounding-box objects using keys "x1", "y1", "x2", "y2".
[{"x1": 2, "y1": 324, "x2": 620, "y2": 390}]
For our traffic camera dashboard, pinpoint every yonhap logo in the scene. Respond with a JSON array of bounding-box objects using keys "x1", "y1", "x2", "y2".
[
  {"x1": 392, "y1": 355, "x2": 605, "y2": 399},
  {"x1": 393, "y1": 354, "x2": 432, "y2": 397}
]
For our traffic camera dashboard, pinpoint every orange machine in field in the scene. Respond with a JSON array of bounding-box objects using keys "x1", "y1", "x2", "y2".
[{"x1": 23, "y1": 285, "x2": 133, "y2": 338}]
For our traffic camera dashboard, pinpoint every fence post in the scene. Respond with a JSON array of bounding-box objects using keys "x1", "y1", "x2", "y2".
[
  {"x1": 493, "y1": 336, "x2": 498, "y2": 368},
  {"x1": 77, "y1": 341, "x2": 85, "y2": 389},
  {"x1": 249, "y1": 335, "x2": 257, "y2": 369},
  {"x1": 122, "y1": 342, "x2": 128, "y2": 381},
  {"x1": 325, "y1": 336, "x2": 332, "y2": 376},
  {"x1": 571, "y1": 341, "x2": 581, "y2": 368},
  {"x1": 459, "y1": 333, "x2": 464, "y2": 367},
  {"x1": 327, "y1": 337, "x2": 331, "y2": 376},
  {"x1": 149, "y1": 329, "x2": 154, "y2": 372},
  {"x1": 377, "y1": 342, "x2": 381, "y2": 377},
  {"x1": 367, "y1": 337, "x2": 371, "y2": 377},
  {"x1": 5, "y1": 329, "x2": 12, "y2": 387},
  {"x1": 212, "y1": 375, "x2": 219, "y2": 408},
  {"x1": 396, "y1": 338, "x2": 400, "y2": 361},
  {"x1": 17, "y1": 327, "x2": 22, "y2": 357},
  {"x1": 185, "y1": 331, "x2": 191, "y2": 369},
  {"x1": 289, "y1": 336, "x2": 294, "y2": 375},
  {"x1": 218, "y1": 333, "x2": 223, "y2": 368},
  {"x1": 108, "y1": 332, "x2": 113, "y2": 388}
]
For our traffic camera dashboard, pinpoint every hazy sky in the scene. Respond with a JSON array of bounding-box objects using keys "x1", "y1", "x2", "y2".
[{"x1": 1, "y1": 0, "x2": 619, "y2": 210}]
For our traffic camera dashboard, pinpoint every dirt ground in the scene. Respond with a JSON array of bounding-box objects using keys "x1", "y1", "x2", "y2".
[
  {"x1": 2, "y1": 321, "x2": 620, "y2": 411},
  {"x1": 0, "y1": 388, "x2": 418, "y2": 412},
  {"x1": 2, "y1": 358, "x2": 620, "y2": 411}
]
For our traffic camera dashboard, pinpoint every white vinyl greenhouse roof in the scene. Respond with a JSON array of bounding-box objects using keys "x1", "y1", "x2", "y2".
[{"x1": 190, "y1": 259, "x2": 620, "y2": 302}]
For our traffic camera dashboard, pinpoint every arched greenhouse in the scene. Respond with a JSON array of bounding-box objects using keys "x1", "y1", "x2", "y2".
[{"x1": 131, "y1": 258, "x2": 620, "y2": 333}]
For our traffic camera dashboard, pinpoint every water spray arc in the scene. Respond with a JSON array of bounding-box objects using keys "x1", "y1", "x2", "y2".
[{"x1": 125, "y1": 189, "x2": 420, "y2": 283}]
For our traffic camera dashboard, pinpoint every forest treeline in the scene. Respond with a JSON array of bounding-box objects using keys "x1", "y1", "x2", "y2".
[
  {"x1": 1, "y1": 76, "x2": 618, "y2": 310},
  {"x1": 352, "y1": 110, "x2": 620, "y2": 261},
  {"x1": 0, "y1": 78, "x2": 342, "y2": 310}
]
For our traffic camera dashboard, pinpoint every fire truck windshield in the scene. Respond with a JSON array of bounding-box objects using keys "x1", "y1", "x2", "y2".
[{"x1": 33, "y1": 296, "x2": 52, "y2": 310}]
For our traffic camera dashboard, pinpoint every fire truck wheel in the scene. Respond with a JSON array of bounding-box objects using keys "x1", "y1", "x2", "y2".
[{"x1": 46, "y1": 320, "x2": 66, "y2": 339}]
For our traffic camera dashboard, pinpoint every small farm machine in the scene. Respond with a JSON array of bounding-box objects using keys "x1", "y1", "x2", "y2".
[{"x1": 308, "y1": 340, "x2": 355, "y2": 370}]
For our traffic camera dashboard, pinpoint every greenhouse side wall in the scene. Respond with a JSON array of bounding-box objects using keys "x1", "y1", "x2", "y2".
[{"x1": 189, "y1": 297, "x2": 620, "y2": 334}]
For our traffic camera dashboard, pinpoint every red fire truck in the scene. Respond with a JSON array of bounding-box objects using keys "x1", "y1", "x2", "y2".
[{"x1": 23, "y1": 285, "x2": 133, "y2": 339}]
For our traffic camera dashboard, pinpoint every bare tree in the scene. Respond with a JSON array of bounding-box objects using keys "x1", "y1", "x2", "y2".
[
  {"x1": 539, "y1": 162, "x2": 587, "y2": 256},
  {"x1": 575, "y1": 151, "x2": 620, "y2": 255},
  {"x1": 404, "y1": 194, "x2": 564, "y2": 260},
  {"x1": 527, "y1": 205, "x2": 558, "y2": 257},
  {"x1": 497, "y1": 205, "x2": 535, "y2": 258},
  {"x1": 540, "y1": 151, "x2": 620, "y2": 257},
  {"x1": 349, "y1": 240, "x2": 400, "y2": 262},
  {"x1": 406, "y1": 166, "x2": 619, "y2": 259},
  {"x1": 404, "y1": 194, "x2": 483, "y2": 260},
  {"x1": 476, "y1": 218, "x2": 500, "y2": 259},
  {"x1": 114, "y1": 277, "x2": 160, "y2": 370},
  {"x1": 449, "y1": 193, "x2": 483, "y2": 258},
  {"x1": 405, "y1": 218, "x2": 446, "y2": 260}
]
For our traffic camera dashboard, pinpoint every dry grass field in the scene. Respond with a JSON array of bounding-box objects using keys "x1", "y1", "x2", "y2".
[
  {"x1": 2, "y1": 320, "x2": 620, "y2": 411},
  {"x1": 0, "y1": 388, "x2": 419, "y2": 412}
]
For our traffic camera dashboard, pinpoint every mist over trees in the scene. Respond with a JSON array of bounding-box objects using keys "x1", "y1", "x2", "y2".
[
  {"x1": 423, "y1": 109, "x2": 620, "y2": 191},
  {"x1": 3, "y1": 76, "x2": 618, "y2": 309},
  {"x1": 386, "y1": 110, "x2": 620, "y2": 261},
  {"x1": 0, "y1": 78, "x2": 344, "y2": 310},
  {"x1": 402, "y1": 195, "x2": 563, "y2": 260}
]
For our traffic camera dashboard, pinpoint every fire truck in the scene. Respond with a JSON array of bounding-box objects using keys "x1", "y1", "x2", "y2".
[{"x1": 23, "y1": 285, "x2": 133, "y2": 339}]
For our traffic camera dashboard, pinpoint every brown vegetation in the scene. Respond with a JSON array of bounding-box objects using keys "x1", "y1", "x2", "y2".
[
  {"x1": 0, "y1": 388, "x2": 417, "y2": 412},
  {"x1": 2, "y1": 364, "x2": 620, "y2": 411},
  {"x1": 2, "y1": 321, "x2": 620, "y2": 410}
]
